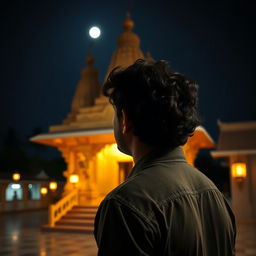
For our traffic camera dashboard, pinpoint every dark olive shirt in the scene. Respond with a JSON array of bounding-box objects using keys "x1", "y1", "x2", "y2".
[{"x1": 94, "y1": 147, "x2": 236, "y2": 256}]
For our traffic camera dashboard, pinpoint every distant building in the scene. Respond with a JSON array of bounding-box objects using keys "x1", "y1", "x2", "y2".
[
  {"x1": 211, "y1": 120, "x2": 256, "y2": 222},
  {"x1": 0, "y1": 170, "x2": 63, "y2": 212}
]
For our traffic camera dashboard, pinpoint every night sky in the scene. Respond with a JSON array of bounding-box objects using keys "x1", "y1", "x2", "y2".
[{"x1": 1, "y1": 0, "x2": 256, "y2": 157}]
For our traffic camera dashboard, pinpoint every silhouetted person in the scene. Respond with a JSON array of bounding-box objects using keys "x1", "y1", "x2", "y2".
[
  {"x1": 28, "y1": 188, "x2": 32, "y2": 200},
  {"x1": 94, "y1": 59, "x2": 236, "y2": 255},
  {"x1": 13, "y1": 190, "x2": 18, "y2": 201}
]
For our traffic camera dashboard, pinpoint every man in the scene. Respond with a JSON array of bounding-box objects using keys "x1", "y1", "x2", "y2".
[{"x1": 94, "y1": 59, "x2": 236, "y2": 255}]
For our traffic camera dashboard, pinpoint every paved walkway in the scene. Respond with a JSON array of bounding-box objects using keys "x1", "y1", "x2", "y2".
[
  {"x1": 0, "y1": 210, "x2": 255, "y2": 255},
  {"x1": 236, "y1": 221, "x2": 256, "y2": 256}
]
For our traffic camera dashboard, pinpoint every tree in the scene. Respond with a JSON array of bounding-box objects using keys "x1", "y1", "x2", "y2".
[{"x1": 0, "y1": 128, "x2": 29, "y2": 176}]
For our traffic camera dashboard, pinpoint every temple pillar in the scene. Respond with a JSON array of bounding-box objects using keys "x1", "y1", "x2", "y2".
[
  {"x1": 59, "y1": 144, "x2": 105, "y2": 205},
  {"x1": 76, "y1": 144, "x2": 104, "y2": 205},
  {"x1": 60, "y1": 147, "x2": 77, "y2": 196}
]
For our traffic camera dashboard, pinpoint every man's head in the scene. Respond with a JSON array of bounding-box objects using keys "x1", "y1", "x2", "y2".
[{"x1": 103, "y1": 59, "x2": 201, "y2": 153}]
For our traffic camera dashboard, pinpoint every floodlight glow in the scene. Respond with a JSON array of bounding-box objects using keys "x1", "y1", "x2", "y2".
[{"x1": 89, "y1": 26, "x2": 101, "y2": 39}]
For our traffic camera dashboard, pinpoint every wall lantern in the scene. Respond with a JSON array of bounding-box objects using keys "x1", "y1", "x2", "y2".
[
  {"x1": 69, "y1": 174, "x2": 79, "y2": 184},
  {"x1": 40, "y1": 187, "x2": 48, "y2": 195},
  {"x1": 231, "y1": 162, "x2": 247, "y2": 182},
  {"x1": 12, "y1": 173, "x2": 20, "y2": 181},
  {"x1": 49, "y1": 181, "x2": 57, "y2": 191}
]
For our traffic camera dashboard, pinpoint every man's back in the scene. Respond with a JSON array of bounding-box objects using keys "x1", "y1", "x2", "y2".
[{"x1": 94, "y1": 147, "x2": 236, "y2": 255}]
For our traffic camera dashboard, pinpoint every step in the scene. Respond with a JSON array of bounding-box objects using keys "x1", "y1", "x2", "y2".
[
  {"x1": 41, "y1": 224, "x2": 94, "y2": 234},
  {"x1": 56, "y1": 218, "x2": 94, "y2": 227},
  {"x1": 70, "y1": 208, "x2": 97, "y2": 214},
  {"x1": 63, "y1": 213, "x2": 95, "y2": 220},
  {"x1": 72, "y1": 206, "x2": 98, "y2": 209}
]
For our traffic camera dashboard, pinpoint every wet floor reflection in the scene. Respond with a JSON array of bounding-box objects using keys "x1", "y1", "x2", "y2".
[
  {"x1": 0, "y1": 210, "x2": 255, "y2": 255},
  {"x1": 0, "y1": 210, "x2": 97, "y2": 256}
]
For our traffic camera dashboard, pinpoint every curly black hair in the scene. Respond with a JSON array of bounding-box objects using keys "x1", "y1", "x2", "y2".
[{"x1": 103, "y1": 59, "x2": 201, "y2": 148}]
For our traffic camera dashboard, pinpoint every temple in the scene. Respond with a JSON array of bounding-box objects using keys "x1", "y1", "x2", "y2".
[{"x1": 31, "y1": 14, "x2": 214, "y2": 231}]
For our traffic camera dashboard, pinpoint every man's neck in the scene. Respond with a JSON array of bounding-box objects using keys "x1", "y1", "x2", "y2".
[{"x1": 130, "y1": 137, "x2": 153, "y2": 164}]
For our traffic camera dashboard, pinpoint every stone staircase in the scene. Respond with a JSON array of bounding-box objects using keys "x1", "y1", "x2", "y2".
[{"x1": 41, "y1": 206, "x2": 98, "y2": 233}]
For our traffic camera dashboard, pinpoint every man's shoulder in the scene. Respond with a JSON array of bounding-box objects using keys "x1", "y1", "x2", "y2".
[{"x1": 103, "y1": 160, "x2": 218, "y2": 217}]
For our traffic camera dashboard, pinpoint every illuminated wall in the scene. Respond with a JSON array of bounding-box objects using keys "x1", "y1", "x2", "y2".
[{"x1": 96, "y1": 144, "x2": 133, "y2": 197}]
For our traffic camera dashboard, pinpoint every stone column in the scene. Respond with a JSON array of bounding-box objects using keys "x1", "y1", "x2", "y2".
[
  {"x1": 60, "y1": 147, "x2": 77, "y2": 196},
  {"x1": 76, "y1": 144, "x2": 104, "y2": 205}
]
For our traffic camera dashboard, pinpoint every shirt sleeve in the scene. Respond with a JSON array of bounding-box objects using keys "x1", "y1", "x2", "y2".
[{"x1": 94, "y1": 197, "x2": 156, "y2": 256}]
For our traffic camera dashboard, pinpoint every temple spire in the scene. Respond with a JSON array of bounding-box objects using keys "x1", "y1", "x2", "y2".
[
  {"x1": 105, "y1": 13, "x2": 144, "y2": 79},
  {"x1": 86, "y1": 55, "x2": 94, "y2": 66},
  {"x1": 61, "y1": 54, "x2": 101, "y2": 125},
  {"x1": 123, "y1": 12, "x2": 134, "y2": 31}
]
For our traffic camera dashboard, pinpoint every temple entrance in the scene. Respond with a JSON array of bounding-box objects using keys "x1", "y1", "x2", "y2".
[{"x1": 118, "y1": 161, "x2": 133, "y2": 183}]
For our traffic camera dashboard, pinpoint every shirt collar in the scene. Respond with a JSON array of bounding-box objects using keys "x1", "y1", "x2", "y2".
[{"x1": 128, "y1": 146, "x2": 186, "y2": 178}]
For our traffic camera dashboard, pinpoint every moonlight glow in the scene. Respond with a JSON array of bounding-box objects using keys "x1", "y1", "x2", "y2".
[{"x1": 89, "y1": 26, "x2": 101, "y2": 39}]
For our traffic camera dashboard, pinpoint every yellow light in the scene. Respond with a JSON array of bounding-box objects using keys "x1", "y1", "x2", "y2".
[
  {"x1": 232, "y1": 162, "x2": 246, "y2": 181},
  {"x1": 49, "y1": 181, "x2": 57, "y2": 191},
  {"x1": 70, "y1": 174, "x2": 79, "y2": 184},
  {"x1": 13, "y1": 173, "x2": 20, "y2": 181},
  {"x1": 40, "y1": 187, "x2": 48, "y2": 195},
  {"x1": 12, "y1": 233, "x2": 18, "y2": 242},
  {"x1": 40, "y1": 249, "x2": 46, "y2": 256},
  {"x1": 109, "y1": 144, "x2": 133, "y2": 161}
]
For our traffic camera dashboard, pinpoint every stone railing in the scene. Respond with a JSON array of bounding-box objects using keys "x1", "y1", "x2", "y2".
[{"x1": 49, "y1": 189, "x2": 79, "y2": 227}]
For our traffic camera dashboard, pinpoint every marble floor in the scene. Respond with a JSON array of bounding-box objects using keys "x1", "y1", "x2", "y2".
[{"x1": 0, "y1": 210, "x2": 255, "y2": 255}]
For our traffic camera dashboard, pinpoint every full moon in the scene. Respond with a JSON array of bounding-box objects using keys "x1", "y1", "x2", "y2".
[{"x1": 89, "y1": 26, "x2": 101, "y2": 39}]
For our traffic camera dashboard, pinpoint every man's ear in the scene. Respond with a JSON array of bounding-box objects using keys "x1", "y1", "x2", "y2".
[{"x1": 121, "y1": 110, "x2": 132, "y2": 134}]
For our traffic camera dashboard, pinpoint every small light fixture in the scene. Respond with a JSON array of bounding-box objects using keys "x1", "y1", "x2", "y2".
[
  {"x1": 12, "y1": 173, "x2": 20, "y2": 181},
  {"x1": 232, "y1": 162, "x2": 246, "y2": 182},
  {"x1": 40, "y1": 187, "x2": 48, "y2": 195},
  {"x1": 11, "y1": 184, "x2": 21, "y2": 190},
  {"x1": 69, "y1": 174, "x2": 79, "y2": 184},
  {"x1": 49, "y1": 181, "x2": 57, "y2": 191}
]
